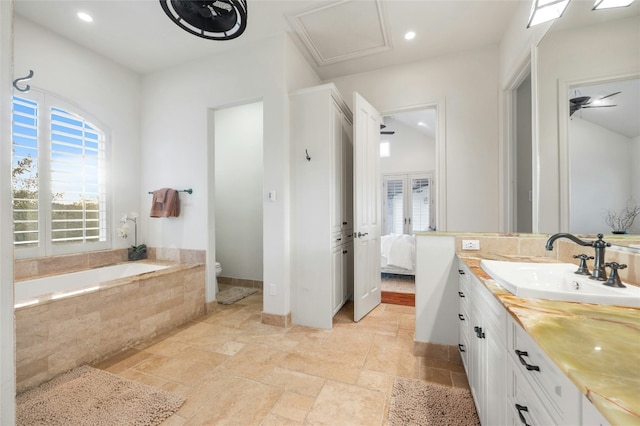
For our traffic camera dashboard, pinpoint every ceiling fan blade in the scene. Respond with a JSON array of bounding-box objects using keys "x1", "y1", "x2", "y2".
[
  {"x1": 582, "y1": 104, "x2": 617, "y2": 109},
  {"x1": 597, "y1": 91, "x2": 621, "y2": 101}
]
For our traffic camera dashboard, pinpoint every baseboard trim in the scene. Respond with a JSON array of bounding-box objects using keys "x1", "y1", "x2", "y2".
[{"x1": 262, "y1": 311, "x2": 291, "y2": 328}]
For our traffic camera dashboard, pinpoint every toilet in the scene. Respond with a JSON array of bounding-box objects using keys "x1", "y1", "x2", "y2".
[{"x1": 215, "y1": 261, "x2": 222, "y2": 277}]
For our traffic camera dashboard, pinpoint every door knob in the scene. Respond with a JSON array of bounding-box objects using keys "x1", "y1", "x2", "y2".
[{"x1": 356, "y1": 232, "x2": 368, "y2": 238}]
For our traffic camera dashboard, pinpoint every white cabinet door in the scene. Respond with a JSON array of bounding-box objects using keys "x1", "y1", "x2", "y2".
[
  {"x1": 331, "y1": 102, "x2": 343, "y2": 235},
  {"x1": 353, "y1": 92, "x2": 381, "y2": 322},
  {"x1": 342, "y1": 116, "x2": 353, "y2": 232},
  {"x1": 332, "y1": 244, "x2": 344, "y2": 315}
]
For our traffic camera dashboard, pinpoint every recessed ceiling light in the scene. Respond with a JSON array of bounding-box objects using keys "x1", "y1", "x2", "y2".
[
  {"x1": 404, "y1": 31, "x2": 416, "y2": 41},
  {"x1": 77, "y1": 12, "x2": 93, "y2": 23},
  {"x1": 418, "y1": 121, "x2": 426, "y2": 127}
]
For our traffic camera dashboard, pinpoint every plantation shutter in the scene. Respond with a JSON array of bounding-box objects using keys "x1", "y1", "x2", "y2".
[{"x1": 50, "y1": 106, "x2": 107, "y2": 245}]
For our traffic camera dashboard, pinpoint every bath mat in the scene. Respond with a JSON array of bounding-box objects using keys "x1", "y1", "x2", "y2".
[
  {"x1": 16, "y1": 365, "x2": 185, "y2": 426},
  {"x1": 387, "y1": 377, "x2": 480, "y2": 426},
  {"x1": 217, "y1": 286, "x2": 258, "y2": 305}
]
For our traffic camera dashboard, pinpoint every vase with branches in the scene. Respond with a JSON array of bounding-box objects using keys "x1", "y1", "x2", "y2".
[
  {"x1": 118, "y1": 212, "x2": 147, "y2": 260},
  {"x1": 604, "y1": 200, "x2": 640, "y2": 234}
]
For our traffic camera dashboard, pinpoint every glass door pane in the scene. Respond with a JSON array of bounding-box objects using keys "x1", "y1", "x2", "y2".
[
  {"x1": 383, "y1": 176, "x2": 405, "y2": 235},
  {"x1": 410, "y1": 176, "x2": 430, "y2": 232}
]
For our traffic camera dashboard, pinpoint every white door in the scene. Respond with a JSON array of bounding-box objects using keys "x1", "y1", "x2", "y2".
[{"x1": 353, "y1": 92, "x2": 382, "y2": 322}]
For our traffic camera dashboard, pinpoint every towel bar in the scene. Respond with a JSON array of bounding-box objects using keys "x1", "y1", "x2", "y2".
[{"x1": 148, "y1": 188, "x2": 193, "y2": 194}]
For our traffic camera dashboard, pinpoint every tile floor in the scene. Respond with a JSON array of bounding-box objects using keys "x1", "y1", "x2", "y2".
[{"x1": 95, "y1": 286, "x2": 469, "y2": 425}]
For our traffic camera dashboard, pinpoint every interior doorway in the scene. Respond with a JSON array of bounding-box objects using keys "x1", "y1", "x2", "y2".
[
  {"x1": 212, "y1": 101, "x2": 264, "y2": 297},
  {"x1": 379, "y1": 106, "x2": 437, "y2": 306},
  {"x1": 515, "y1": 74, "x2": 533, "y2": 233}
]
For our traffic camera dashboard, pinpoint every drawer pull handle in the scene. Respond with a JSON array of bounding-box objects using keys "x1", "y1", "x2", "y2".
[
  {"x1": 515, "y1": 350, "x2": 540, "y2": 372},
  {"x1": 515, "y1": 404, "x2": 531, "y2": 426},
  {"x1": 458, "y1": 314, "x2": 465, "y2": 321},
  {"x1": 458, "y1": 344, "x2": 466, "y2": 353},
  {"x1": 458, "y1": 269, "x2": 465, "y2": 275},
  {"x1": 458, "y1": 291, "x2": 465, "y2": 298}
]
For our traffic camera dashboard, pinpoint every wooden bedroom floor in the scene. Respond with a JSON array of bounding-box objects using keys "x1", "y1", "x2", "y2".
[{"x1": 381, "y1": 274, "x2": 415, "y2": 307}]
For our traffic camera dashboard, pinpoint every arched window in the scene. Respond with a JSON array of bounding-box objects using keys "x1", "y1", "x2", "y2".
[{"x1": 12, "y1": 90, "x2": 109, "y2": 258}]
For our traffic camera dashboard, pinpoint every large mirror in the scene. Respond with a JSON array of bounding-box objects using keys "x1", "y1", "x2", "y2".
[
  {"x1": 568, "y1": 78, "x2": 639, "y2": 236},
  {"x1": 536, "y1": 0, "x2": 640, "y2": 249}
]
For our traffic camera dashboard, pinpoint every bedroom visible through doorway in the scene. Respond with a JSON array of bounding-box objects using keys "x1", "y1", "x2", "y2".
[{"x1": 379, "y1": 107, "x2": 437, "y2": 306}]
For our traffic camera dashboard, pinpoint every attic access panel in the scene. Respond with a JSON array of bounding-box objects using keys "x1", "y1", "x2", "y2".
[
  {"x1": 160, "y1": 0, "x2": 248, "y2": 40},
  {"x1": 288, "y1": 0, "x2": 391, "y2": 66}
]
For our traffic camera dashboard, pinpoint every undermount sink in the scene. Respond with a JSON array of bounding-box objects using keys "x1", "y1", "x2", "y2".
[{"x1": 480, "y1": 259, "x2": 640, "y2": 308}]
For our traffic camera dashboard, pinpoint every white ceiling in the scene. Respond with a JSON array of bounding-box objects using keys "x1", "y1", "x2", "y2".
[{"x1": 13, "y1": 0, "x2": 523, "y2": 79}]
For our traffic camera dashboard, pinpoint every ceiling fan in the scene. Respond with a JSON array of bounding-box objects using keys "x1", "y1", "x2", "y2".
[
  {"x1": 380, "y1": 124, "x2": 395, "y2": 135},
  {"x1": 159, "y1": 0, "x2": 248, "y2": 41},
  {"x1": 569, "y1": 91, "x2": 620, "y2": 116}
]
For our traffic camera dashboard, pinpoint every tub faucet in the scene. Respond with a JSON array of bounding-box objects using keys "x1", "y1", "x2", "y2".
[{"x1": 545, "y1": 233, "x2": 611, "y2": 281}]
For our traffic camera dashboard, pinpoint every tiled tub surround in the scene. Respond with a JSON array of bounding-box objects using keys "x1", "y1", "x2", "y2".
[
  {"x1": 457, "y1": 251, "x2": 639, "y2": 424},
  {"x1": 15, "y1": 261, "x2": 205, "y2": 392},
  {"x1": 14, "y1": 247, "x2": 206, "y2": 281}
]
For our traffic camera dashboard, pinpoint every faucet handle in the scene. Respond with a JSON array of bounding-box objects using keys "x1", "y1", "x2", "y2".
[
  {"x1": 604, "y1": 262, "x2": 627, "y2": 288},
  {"x1": 573, "y1": 254, "x2": 594, "y2": 276}
]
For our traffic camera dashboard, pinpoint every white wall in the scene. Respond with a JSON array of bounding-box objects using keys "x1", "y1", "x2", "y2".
[
  {"x1": 380, "y1": 117, "x2": 435, "y2": 175},
  {"x1": 536, "y1": 16, "x2": 640, "y2": 233},
  {"x1": 0, "y1": 1, "x2": 15, "y2": 422},
  {"x1": 214, "y1": 102, "x2": 263, "y2": 281},
  {"x1": 141, "y1": 34, "x2": 320, "y2": 315},
  {"x1": 14, "y1": 16, "x2": 143, "y2": 250},
  {"x1": 328, "y1": 46, "x2": 501, "y2": 232},
  {"x1": 570, "y1": 118, "x2": 632, "y2": 234}
]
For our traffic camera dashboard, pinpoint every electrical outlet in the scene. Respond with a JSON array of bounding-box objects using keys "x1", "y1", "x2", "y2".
[
  {"x1": 462, "y1": 240, "x2": 480, "y2": 250},
  {"x1": 269, "y1": 283, "x2": 276, "y2": 296}
]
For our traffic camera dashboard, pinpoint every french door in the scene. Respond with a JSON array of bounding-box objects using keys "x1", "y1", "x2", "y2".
[{"x1": 383, "y1": 173, "x2": 433, "y2": 235}]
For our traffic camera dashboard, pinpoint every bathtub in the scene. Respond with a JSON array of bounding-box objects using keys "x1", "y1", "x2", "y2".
[
  {"x1": 15, "y1": 261, "x2": 205, "y2": 392},
  {"x1": 15, "y1": 262, "x2": 169, "y2": 307}
]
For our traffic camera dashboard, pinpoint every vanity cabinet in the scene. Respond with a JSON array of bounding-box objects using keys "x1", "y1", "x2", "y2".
[
  {"x1": 458, "y1": 260, "x2": 506, "y2": 426},
  {"x1": 507, "y1": 315, "x2": 582, "y2": 425},
  {"x1": 457, "y1": 256, "x2": 605, "y2": 425},
  {"x1": 291, "y1": 84, "x2": 354, "y2": 329}
]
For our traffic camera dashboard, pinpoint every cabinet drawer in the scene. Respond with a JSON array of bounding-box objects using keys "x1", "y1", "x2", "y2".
[
  {"x1": 508, "y1": 361, "x2": 556, "y2": 426},
  {"x1": 508, "y1": 317, "x2": 581, "y2": 425}
]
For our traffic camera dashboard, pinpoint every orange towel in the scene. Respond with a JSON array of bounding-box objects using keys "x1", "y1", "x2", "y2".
[{"x1": 150, "y1": 188, "x2": 180, "y2": 217}]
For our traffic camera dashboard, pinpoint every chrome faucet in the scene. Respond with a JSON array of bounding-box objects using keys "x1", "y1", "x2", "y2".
[{"x1": 545, "y1": 233, "x2": 611, "y2": 281}]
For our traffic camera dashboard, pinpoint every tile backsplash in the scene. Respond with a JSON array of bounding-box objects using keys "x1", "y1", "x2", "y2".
[{"x1": 453, "y1": 233, "x2": 640, "y2": 286}]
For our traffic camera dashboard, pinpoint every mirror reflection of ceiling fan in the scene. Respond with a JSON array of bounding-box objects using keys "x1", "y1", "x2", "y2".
[
  {"x1": 380, "y1": 124, "x2": 395, "y2": 135},
  {"x1": 569, "y1": 91, "x2": 620, "y2": 116}
]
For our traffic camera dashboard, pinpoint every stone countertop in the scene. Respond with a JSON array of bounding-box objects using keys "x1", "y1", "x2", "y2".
[{"x1": 458, "y1": 254, "x2": 640, "y2": 426}]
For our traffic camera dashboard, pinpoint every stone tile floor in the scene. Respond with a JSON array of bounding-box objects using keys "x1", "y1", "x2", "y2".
[{"x1": 95, "y1": 286, "x2": 469, "y2": 425}]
